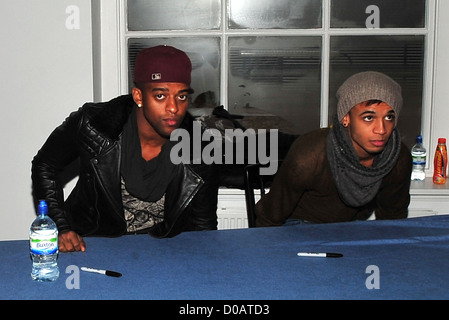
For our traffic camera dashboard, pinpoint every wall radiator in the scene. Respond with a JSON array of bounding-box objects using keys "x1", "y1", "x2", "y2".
[
  {"x1": 216, "y1": 189, "x2": 256, "y2": 229},
  {"x1": 217, "y1": 212, "x2": 248, "y2": 229}
]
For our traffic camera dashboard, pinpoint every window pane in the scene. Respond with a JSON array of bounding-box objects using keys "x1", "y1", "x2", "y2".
[
  {"x1": 228, "y1": 36, "x2": 321, "y2": 134},
  {"x1": 128, "y1": 38, "x2": 221, "y2": 109},
  {"x1": 229, "y1": 0, "x2": 322, "y2": 29},
  {"x1": 331, "y1": 0, "x2": 426, "y2": 28},
  {"x1": 329, "y1": 35, "x2": 425, "y2": 148},
  {"x1": 127, "y1": 0, "x2": 221, "y2": 31}
]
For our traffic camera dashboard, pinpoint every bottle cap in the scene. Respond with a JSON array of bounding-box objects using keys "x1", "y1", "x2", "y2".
[
  {"x1": 38, "y1": 200, "x2": 48, "y2": 215},
  {"x1": 416, "y1": 135, "x2": 423, "y2": 143},
  {"x1": 438, "y1": 138, "x2": 446, "y2": 144}
]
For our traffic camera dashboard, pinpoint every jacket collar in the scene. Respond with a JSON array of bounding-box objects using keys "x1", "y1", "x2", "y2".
[{"x1": 90, "y1": 94, "x2": 135, "y2": 140}]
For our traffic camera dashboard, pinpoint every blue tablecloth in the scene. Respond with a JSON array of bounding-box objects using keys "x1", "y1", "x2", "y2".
[{"x1": 2, "y1": 215, "x2": 449, "y2": 300}]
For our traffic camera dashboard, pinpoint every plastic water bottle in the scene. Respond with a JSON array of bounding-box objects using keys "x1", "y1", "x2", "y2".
[
  {"x1": 411, "y1": 134, "x2": 426, "y2": 181},
  {"x1": 30, "y1": 200, "x2": 59, "y2": 281}
]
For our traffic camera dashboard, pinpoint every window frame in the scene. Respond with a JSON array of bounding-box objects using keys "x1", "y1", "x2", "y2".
[{"x1": 93, "y1": 0, "x2": 442, "y2": 175}]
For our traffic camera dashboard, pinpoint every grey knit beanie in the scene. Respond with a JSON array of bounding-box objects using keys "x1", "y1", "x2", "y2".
[{"x1": 336, "y1": 71, "x2": 403, "y2": 122}]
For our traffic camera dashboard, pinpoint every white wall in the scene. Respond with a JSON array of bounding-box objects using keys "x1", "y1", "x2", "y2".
[{"x1": 0, "y1": 0, "x2": 93, "y2": 240}]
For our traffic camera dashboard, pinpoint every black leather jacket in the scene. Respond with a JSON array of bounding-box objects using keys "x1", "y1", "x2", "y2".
[{"x1": 31, "y1": 95, "x2": 218, "y2": 238}]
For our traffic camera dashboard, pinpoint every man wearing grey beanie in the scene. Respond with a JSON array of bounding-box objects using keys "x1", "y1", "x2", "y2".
[{"x1": 255, "y1": 71, "x2": 412, "y2": 226}]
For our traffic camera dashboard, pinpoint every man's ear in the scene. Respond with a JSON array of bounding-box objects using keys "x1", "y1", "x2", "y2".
[
  {"x1": 342, "y1": 114, "x2": 350, "y2": 127},
  {"x1": 132, "y1": 87, "x2": 142, "y2": 106}
]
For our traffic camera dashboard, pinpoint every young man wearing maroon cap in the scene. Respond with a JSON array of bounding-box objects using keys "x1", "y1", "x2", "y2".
[{"x1": 31, "y1": 45, "x2": 219, "y2": 252}]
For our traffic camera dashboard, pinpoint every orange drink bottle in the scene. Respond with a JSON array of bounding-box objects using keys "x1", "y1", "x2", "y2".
[{"x1": 433, "y1": 138, "x2": 447, "y2": 184}]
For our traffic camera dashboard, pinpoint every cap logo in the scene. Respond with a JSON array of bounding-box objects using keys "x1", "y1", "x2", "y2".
[{"x1": 151, "y1": 73, "x2": 162, "y2": 80}]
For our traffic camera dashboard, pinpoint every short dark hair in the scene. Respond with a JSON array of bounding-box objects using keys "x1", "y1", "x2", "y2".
[{"x1": 365, "y1": 99, "x2": 383, "y2": 106}]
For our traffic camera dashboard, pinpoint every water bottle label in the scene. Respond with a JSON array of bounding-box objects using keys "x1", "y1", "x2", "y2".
[
  {"x1": 30, "y1": 237, "x2": 58, "y2": 255},
  {"x1": 412, "y1": 155, "x2": 426, "y2": 165}
]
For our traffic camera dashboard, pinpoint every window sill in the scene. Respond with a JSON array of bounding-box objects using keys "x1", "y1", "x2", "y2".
[
  {"x1": 410, "y1": 177, "x2": 449, "y2": 196},
  {"x1": 219, "y1": 177, "x2": 449, "y2": 196}
]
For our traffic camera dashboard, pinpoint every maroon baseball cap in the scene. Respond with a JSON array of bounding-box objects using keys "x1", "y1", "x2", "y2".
[{"x1": 133, "y1": 45, "x2": 193, "y2": 90}]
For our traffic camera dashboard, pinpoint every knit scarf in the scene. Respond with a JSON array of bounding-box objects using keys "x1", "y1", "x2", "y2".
[{"x1": 326, "y1": 115, "x2": 401, "y2": 207}]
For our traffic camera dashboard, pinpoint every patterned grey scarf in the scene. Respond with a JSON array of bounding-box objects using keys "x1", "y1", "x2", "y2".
[{"x1": 326, "y1": 115, "x2": 401, "y2": 207}]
